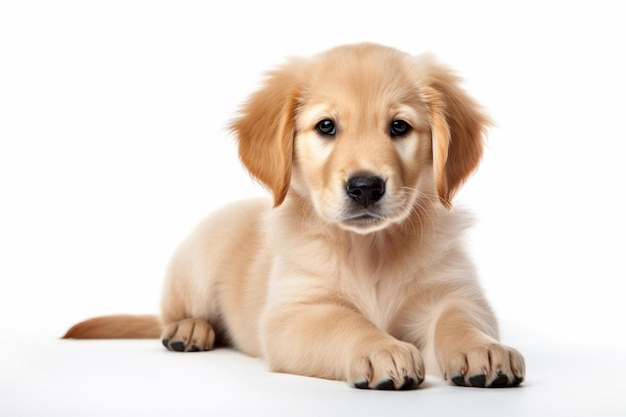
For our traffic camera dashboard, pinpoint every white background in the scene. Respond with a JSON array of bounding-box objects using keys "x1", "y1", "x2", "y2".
[{"x1": 1, "y1": 1, "x2": 625, "y2": 415}]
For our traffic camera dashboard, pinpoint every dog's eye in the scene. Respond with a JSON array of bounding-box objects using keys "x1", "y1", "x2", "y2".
[
  {"x1": 316, "y1": 119, "x2": 336, "y2": 137},
  {"x1": 390, "y1": 120, "x2": 410, "y2": 137}
]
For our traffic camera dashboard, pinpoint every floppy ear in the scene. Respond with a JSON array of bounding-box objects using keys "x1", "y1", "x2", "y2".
[
  {"x1": 230, "y1": 60, "x2": 303, "y2": 206},
  {"x1": 415, "y1": 56, "x2": 491, "y2": 208}
]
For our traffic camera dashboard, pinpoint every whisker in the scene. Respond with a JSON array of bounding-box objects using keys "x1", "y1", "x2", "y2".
[{"x1": 398, "y1": 186, "x2": 437, "y2": 242}]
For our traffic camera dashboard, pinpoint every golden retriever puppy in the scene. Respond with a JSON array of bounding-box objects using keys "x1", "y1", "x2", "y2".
[{"x1": 65, "y1": 43, "x2": 525, "y2": 390}]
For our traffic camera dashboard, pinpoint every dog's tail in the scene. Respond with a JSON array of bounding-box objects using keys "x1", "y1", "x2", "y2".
[{"x1": 62, "y1": 315, "x2": 162, "y2": 339}]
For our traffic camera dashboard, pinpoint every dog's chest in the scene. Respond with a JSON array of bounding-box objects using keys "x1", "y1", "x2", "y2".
[
  {"x1": 338, "y1": 259, "x2": 412, "y2": 332},
  {"x1": 324, "y1": 233, "x2": 421, "y2": 332}
]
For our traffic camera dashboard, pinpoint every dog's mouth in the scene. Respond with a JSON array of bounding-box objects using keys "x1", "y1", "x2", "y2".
[
  {"x1": 337, "y1": 211, "x2": 391, "y2": 234},
  {"x1": 342, "y1": 211, "x2": 387, "y2": 227}
]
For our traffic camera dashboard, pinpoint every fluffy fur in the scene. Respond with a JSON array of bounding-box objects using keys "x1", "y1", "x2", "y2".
[{"x1": 64, "y1": 43, "x2": 525, "y2": 390}]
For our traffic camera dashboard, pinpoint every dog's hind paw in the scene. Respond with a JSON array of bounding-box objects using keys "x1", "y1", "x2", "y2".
[{"x1": 161, "y1": 318, "x2": 215, "y2": 352}]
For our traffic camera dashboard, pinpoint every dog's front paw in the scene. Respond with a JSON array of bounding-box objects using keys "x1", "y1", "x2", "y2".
[
  {"x1": 161, "y1": 318, "x2": 215, "y2": 352},
  {"x1": 439, "y1": 342, "x2": 525, "y2": 388},
  {"x1": 348, "y1": 339, "x2": 424, "y2": 390}
]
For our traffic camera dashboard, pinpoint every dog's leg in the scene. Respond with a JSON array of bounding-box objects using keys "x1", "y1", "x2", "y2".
[
  {"x1": 159, "y1": 281, "x2": 217, "y2": 353},
  {"x1": 262, "y1": 303, "x2": 425, "y2": 390},
  {"x1": 434, "y1": 304, "x2": 525, "y2": 387}
]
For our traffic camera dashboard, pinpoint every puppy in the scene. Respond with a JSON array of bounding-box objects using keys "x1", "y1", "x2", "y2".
[{"x1": 65, "y1": 43, "x2": 525, "y2": 390}]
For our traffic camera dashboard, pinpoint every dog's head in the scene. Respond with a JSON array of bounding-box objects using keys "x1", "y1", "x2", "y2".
[{"x1": 231, "y1": 43, "x2": 489, "y2": 234}]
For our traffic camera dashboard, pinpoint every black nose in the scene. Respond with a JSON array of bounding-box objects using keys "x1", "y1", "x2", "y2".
[{"x1": 346, "y1": 174, "x2": 386, "y2": 207}]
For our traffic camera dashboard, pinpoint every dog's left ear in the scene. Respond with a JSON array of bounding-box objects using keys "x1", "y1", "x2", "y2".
[
  {"x1": 230, "y1": 60, "x2": 304, "y2": 207},
  {"x1": 414, "y1": 55, "x2": 491, "y2": 208}
]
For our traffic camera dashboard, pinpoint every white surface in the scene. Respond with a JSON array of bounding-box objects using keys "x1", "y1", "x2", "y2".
[
  {"x1": 1, "y1": 334, "x2": 625, "y2": 416},
  {"x1": 1, "y1": 1, "x2": 626, "y2": 415}
]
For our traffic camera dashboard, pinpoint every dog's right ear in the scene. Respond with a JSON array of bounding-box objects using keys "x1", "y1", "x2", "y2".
[{"x1": 230, "y1": 60, "x2": 304, "y2": 207}]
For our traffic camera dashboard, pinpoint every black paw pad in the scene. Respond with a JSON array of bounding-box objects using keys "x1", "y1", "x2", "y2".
[
  {"x1": 469, "y1": 374, "x2": 486, "y2": 387},
  {"x1": 490, "y1": 372, "x2": 508, "y2": 388},
  {"x1": 170, "y1": 341, "x2": 185, "y2": 352},
  {"x1": 512, "y1": 376, "x2": 524, "y2": 387},
  {"x1": 354, "y1": 380, "x2": 369, "y2": 389},
  {"x1": 161, "y1": 339, "x2": 170, "y2": 349},
  {"x1": 190, "y1": 345, "x2": 200, "y2": 352},
  {"x1": 451, "y1": 375, "x2": 466, "y2": 386},
  {"x1": 399, "y1": 377, "x2": 416, "y2": 390},
  {"x1": 375, "y1": 379, "x2": 395, "y2": 390}
]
